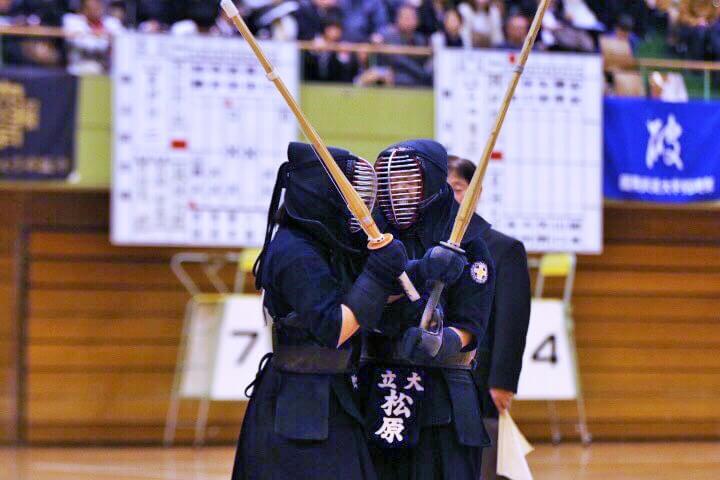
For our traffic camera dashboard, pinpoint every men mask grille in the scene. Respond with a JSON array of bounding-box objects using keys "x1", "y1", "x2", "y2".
[
  {"x1": 348, "y1": 157, "x2": 378, "y2": 233},
  {"x1": 375, "y1": 148, "x2": 424, "y2": 230}
]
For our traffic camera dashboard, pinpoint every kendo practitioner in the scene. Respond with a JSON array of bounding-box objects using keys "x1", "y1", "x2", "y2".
[
  {"x1": 361, "y1": 139, "x2": 495, "y2": 480},
  {"x1": 231, "y1": 142, "x2": 409, "y2": 480},
  {"x1": 448, "y1": 156, "x2": 531, "y2": 480}
]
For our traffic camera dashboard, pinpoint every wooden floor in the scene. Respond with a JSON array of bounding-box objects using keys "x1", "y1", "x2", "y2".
[{"x1": 1, "y1": 443, "x2": 718, "y2": 480}]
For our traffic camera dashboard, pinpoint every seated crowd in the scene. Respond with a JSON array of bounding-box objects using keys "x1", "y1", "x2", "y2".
[{"x1": 0, "y1": 0, "x2": 716, "y2": 83}]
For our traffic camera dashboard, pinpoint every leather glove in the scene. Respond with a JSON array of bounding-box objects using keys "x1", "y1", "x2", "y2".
[
  {"x1": 345, "y1": 239, "x2": 408, "y2": 331},
  {"x1": 406, "y1": 244, "x2": 467, "y2": 290},
  {"x1": 396, "y1": 327, "x2": 462, "y2": 364}
]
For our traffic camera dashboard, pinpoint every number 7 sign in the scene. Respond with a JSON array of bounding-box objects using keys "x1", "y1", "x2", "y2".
[{"x1": 210, "y1": 296, "x2": 272, "y2": 400}]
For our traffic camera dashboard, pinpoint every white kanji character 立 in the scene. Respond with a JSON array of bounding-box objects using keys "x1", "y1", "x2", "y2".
[{"x1": 377, "y1": 370, "x2": 397, "y2": 390}]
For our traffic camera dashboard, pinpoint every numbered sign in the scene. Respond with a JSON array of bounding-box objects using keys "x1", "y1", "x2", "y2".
[
  {"x1": 179, "y1": 302, "x2": 223, "y2": 398},
  {"x1": 516, "y1": 299, "x2": 577, "y2": 400},
  {"x1": 210, "y1": 295, "x2": 272, "y2": 400}
]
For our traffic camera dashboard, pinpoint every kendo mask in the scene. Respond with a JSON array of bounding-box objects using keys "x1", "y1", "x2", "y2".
[
  {"x1": 254, "y1": 143, "x2": 375, "y2": 289},
  {"x1": 267, "y1": 142, "x2": 377, "y2": 250},
  {"x1": 375, "y1": 139, "x2": 449, "y2": 230}
]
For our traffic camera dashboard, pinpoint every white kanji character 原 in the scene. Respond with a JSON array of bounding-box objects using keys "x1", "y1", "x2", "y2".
[
  {"x1": 404, "y1": 372, "x2": 425, "y2": 392},
  {"x1": 375, "y1": 417, "x2": 405, "y2": 444}
]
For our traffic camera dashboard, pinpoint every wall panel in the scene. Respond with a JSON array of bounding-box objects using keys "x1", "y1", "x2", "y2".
[{"x1": 4, "y1": 189, "x2": 720, "y2": 443}]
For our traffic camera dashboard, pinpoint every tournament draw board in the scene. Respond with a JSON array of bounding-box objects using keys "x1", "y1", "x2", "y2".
[
  {"x1": 112, "y1": 33, "x2": 298, "y2": 247},
  {"x1": 435, "y1": 49, "x2": 603, "y2": 253}
]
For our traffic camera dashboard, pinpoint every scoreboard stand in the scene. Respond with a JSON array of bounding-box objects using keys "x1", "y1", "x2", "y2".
[{"x1": 523, "y1": 254, "x2": 592, "y2": 445}]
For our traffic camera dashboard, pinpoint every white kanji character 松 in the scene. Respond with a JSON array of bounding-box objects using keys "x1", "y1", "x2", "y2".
[
  {"x1": 380, "y1": 390, "x2": 414, "y2": 418},
  {"x1": 393, "y1": 392, "x2": 414, "y2": 418},
  {"x1": 380, "y1": 389, "x2": 399, "y2": 416}
]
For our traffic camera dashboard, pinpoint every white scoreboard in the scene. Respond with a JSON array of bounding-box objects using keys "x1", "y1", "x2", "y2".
[
  {"x1": 111, "y1": 33, "x2": 298, "y2": 247},
  {"x1": 435, "y1": 48, "x2": 603, "y2": 253}
]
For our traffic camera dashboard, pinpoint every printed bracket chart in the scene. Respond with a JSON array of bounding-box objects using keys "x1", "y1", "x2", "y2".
[
  {"x1": 435, "y1": 48, "x2": 604, "y2": 254},
  {"x1": 111, "y1": 33, "x2": 299, "y2": 247}
]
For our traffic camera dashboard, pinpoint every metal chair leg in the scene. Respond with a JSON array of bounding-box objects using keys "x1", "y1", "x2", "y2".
[
  {"x1": 194, "y1": 397, "x2": 211, "y2": 447},
  {"x1": 547, "y1": 400, "x2": 562, "y2": 444}
]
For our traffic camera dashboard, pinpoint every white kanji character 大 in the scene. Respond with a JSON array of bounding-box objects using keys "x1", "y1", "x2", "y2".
[{"x1": 404, "y1": 372, "x2": 425, "y2": 392}]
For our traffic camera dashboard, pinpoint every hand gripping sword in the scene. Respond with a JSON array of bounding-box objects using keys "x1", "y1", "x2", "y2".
[
  {"x1": 220, "y1": 0, "x2": 420, "y2": 301},
  {"x1": 419, "y1": 0, "x2": 551, "y2": 329}
]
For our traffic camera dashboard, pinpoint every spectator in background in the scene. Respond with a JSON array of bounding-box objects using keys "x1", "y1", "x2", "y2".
[
  {"x1": 108, "y1": 0, "x2": 126, "y2": 26},
  {"x1": 537, "y1": 0, "x2": 596, "y2": 52},
  {"x1": 676, "y1": 0, "x2": 720, "y2": 60},
  {"x1": 63, "y1": 0, "x2": 123, "y2": 74},
  {"x1": 0, "y1": 0, "x2": 21, "y2": 26},
  {"x1": 304, "y1": 14, "x2": 358, "y2": 81},
  {"x1": 22, "y1": 0, "x2": 67, "y2": 26},
  {"x1": 0, "y1": 0, "x2": 25, "y2": 64},
  {"x1": 505, "y1": 0, "x2": 537, "y2": 18},
  {"x1": 135, "y1": 0, "x2": 173, "y2": 32},
  {"x1": 416, "y1": 0, "x2": 444, "y2": 38},
  {"x1": 498, "y1": 11, "x2": 529, "y2": 49},
  {"x1": 0, "y1": 0, "x2": 62, "y2": 66},
  {"x1": 562, "y1": 0, "x2": 603, "y2": 32},
  {"x1": 249, "y1": 1, "x2": 299, "y2": 40},
  {"x1": 431, "y1": 7, "x2": 471, "y2": 48},
  {"x1": 458, "y1": 0, "x2": 504, "y2": 48},
  {"x1": 585, "y1": 0, "x2": 651, "y2": 36},
  {"x1": 295, "y1": 0, "x2": 339, "y2": 40},
  {"x1": 338, "y1": 0, "x2": 388, "y2": 42},
  {"x1": 611, "y1": 14, "x2": 640, "y2": 54},
  {"x1": 171, "y1": 1, "x2": 225, "y2": 35},
  {"x1": 376, "y1": 3, "x2": 432, "y2": 86},
  {"x1": 383, "y1": 0, "x2": 441, "y2": 34}
]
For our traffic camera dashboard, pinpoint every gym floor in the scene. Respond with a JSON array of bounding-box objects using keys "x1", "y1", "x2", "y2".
[{"x1": 2, "y1": 442, "x2": 718, "y2": 480}]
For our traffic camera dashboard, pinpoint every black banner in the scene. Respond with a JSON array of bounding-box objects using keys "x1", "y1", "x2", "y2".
[{"x1": 0, "y1": 67, "x2": 77, "y2": 180}]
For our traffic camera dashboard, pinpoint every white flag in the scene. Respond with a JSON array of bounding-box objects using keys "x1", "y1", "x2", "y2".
[{"x1": 497, "y1": 411, "x2": 534, "y2": 480}]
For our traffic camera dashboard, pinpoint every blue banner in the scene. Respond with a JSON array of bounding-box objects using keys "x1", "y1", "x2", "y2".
[
  {"x1": 604, "y1": 97, "x2": 720, "y2": 202},
  {"x1": 0, "y1": 67, "x2": 77, "y2": 180}
]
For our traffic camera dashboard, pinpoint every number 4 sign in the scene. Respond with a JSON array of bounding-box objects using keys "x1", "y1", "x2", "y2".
[{"x1": 516, "y1": 299, "x2": 578, "y2": 400}]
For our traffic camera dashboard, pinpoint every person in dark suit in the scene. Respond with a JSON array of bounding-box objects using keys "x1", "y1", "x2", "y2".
[{"x1": 448, "y1": 156, "x2": 531, "y2": 480}]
